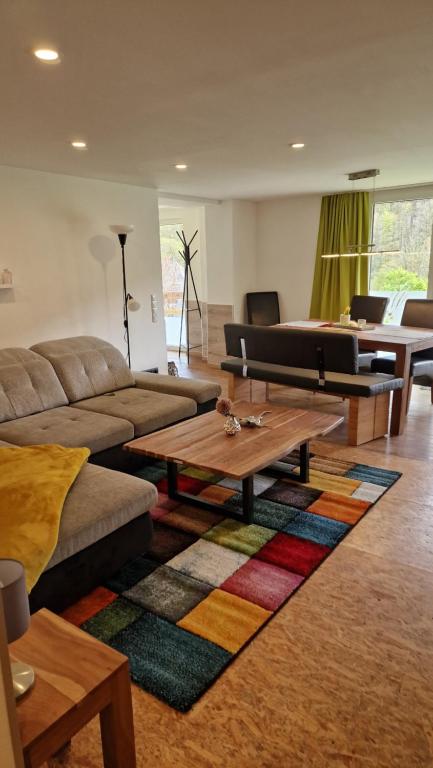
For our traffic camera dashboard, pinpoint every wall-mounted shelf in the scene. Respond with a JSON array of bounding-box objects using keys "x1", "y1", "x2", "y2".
[{"x1": 0, "y1": 284, "x2": 13, "y2": 290}]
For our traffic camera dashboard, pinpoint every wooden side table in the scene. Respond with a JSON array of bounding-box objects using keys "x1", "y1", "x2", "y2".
[{"x1": 10, "y1": 608, "x2": 136, "y2": 768}]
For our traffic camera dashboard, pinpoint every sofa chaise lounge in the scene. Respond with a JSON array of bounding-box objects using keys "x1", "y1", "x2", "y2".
[{"x1": 0, "y1": 336, "x2": 221, "y2": 611}]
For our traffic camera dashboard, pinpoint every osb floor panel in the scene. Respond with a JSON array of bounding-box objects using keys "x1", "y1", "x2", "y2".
[{"x1": 48, "y1": 361, "x2": 433, "y2": 768}]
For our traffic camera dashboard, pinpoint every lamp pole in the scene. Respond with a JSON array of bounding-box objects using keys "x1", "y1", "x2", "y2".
[
  {"x1": 118, "y1": 233, "x2": 131, "y2": 368},
  {"x1": 109, "y1": 225, "x2": 138, "y2": 369}
]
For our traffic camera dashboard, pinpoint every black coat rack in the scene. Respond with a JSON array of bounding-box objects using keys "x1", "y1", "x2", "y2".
[{"x1": 177, "y1": 229, "x2": 201, "y2": 362}]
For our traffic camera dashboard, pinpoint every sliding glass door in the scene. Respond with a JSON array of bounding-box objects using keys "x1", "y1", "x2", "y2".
[
  {"x1": 369, "y1": 197, "x2": 433, "y2": 323},
  {"x1": 160, "y1": 223, "x2": 185, "y2": 348}
]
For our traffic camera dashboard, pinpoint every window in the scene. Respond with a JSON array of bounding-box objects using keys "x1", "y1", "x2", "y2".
[
  {"x1": 160, "y1": 223, "x2": 185, "y2": 348},
  {"x1": 370, "y1": 198, "x2": 433, "y2": 323}
]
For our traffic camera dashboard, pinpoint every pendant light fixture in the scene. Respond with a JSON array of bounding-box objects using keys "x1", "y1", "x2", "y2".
[{"x1": 321, "y1": 169, "x2": 401, "y2": 258}]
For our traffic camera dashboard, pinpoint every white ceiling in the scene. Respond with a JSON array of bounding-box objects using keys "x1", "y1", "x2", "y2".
[{"x1": 1, "y1": 0, "x2": 433, "y2": 200}]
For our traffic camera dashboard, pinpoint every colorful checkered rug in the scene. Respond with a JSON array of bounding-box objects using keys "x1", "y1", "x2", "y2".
[{"x1": 61, "y1": 451, "x2": 400, "y2": 712}]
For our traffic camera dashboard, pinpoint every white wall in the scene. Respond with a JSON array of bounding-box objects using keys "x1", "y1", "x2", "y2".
[
  {"x1": 232, "y1": 200, "x2": 257, "y2": 322},
  {"x1": 203, "y1": 201, "x2": 234, "y2": 306},
  {"x1": 256, "y1": 194, "x2": 321, "y2": 321},
  {"x1": 0, "y1": 165, "x2": 167, "y2": 371}
]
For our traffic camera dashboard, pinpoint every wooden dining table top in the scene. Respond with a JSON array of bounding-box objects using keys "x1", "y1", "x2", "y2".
[{"x1": 279, "y1": 322, "x2": 433, "y2": 353}]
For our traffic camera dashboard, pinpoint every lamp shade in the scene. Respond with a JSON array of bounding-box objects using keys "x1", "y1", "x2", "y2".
[
  {"x1": 109, "y1": 224, "x2": 135, "y2": 235},
  {"x1": 0, "y1": 559, "x2": 30, "y2": 643},
  {"x1": 127, "y1": 297, "x2": 140, "y2": 312}
]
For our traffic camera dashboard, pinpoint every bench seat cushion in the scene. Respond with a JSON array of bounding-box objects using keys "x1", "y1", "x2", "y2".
[
  {"x1": 71, "y1": 387, "x2": 196, "y2": 436},
  {"x1": 221, "y1": 358, "x2": 404, "y2": 397},
  {"x1": 45, "y1": 463, "x2": 157, "y2": 570},
  {"x1": 0, "y1": 406, "x2": 133, "y2": 453},
  {"x1": 133, "y1": 372, "x2": 221, "y2": 404}
]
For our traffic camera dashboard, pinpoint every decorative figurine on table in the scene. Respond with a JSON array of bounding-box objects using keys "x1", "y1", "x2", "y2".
[
  {"x1": 216, "y1": 397, "x2": 241, "y2": 436},
  {"x1": 215, "y1": 398, "x2": 271, "y2": 436}
]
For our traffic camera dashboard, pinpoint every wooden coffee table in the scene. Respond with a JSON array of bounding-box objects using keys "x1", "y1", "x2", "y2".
[{"x1": 124, "y1": 402, "x2": 343, "y2": 523}]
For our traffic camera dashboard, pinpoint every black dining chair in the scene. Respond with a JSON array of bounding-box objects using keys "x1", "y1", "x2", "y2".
[
  {"x1": 246, "y1": 291, "x2": 280, "y2": 326},
  {"x1": 371, "y1": 298, "x2": 433, "y2": 408},
  {"x1": 350, "y1": 294, "x2": 389, "y2": 368},
  {"x1": 350, "y1": 295, "x2": 389, "y2": 324}
]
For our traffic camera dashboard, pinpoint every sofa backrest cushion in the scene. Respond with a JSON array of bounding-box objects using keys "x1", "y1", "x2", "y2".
[
  {"x1": 31, "y1": 336, "x2": 135, "y2": 402},
  {"x1": 0, "y1": 348, "x2": 68, "y2": 423},
  {"x1": 224, "y1": 324, "x2": 359, "y2": 375}
]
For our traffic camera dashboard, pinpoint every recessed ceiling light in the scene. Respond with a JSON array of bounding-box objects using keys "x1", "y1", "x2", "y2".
[
  {"x1": 33, "y1": 48, "x2": 59, "y2": 62},
  {"x1": 71, "y1": 141, "x2": 87, "y2": 149},
  {"x1": 290, "y1": 142, "x2": 305, "y2": 149},
  {"x1": 175, "y1": 164, "x2": 188, "y2": 170}
]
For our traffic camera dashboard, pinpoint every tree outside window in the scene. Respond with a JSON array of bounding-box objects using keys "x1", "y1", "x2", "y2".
[{"x1": 370, "y1": 198, "x2": 433, "y2": 323}]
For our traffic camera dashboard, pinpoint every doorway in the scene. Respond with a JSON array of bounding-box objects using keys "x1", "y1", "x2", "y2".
[{"x1": 159, "y1": 205, "x2": 204, "y2": 359}]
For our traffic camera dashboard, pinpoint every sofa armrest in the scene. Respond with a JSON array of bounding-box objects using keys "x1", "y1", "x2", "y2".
[{"x1": 133, "y1": 372, "x2": 221, "y2": 404}]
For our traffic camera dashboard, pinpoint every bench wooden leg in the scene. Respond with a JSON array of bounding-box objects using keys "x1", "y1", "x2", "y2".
[
  {"x1": 348, "y1": 393, "x2": 391, "y2": 445},
  {"x1": 227, "y1": 374, "x2": 267, "y2": 403}
]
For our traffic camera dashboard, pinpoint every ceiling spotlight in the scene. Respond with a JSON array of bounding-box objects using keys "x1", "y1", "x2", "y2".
[
  {"x1": 71, "y1": 141, "x2": 87, "y2": 149},
  {"x1": 33, "y1": 48, "x2": 59, "y2": 62},
  {"x1": 290, "y1": 142, "x2": 305, "y2": 149},
  {"x1": 175, "y1": 164, "x2": 188, "y2": 170}
]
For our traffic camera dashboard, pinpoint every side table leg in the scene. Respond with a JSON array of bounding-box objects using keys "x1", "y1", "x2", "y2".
[{"x1": 100, "y1": 664, "x2": 136, "y2": 768}]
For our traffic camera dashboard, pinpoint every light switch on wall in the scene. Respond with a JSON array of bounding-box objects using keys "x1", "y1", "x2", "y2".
[{"x1": 151, "y1": 294, "x2": 158, "y2": 323}]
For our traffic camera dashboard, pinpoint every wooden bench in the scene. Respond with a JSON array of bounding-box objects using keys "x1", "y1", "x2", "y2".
[{"x1": 221, "y1": 324, "x2": 404, "y2": 445}]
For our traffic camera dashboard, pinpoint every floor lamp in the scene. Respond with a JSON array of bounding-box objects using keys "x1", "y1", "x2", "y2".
[{"x1": 109, "y1": 225, "x2": 140, "y2": 368}]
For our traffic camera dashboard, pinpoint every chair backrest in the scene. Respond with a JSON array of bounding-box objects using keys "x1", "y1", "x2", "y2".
[
  {"x1": 224, "y1": 324, "x2": 359, "y2": 375},
  {"x1": 400, "y1": 299, "x2": 433, "y2": 359},
  {"x1": 246, "y1": 292, "x2": 280, "y2": 326},
  {"x1": 401, "y1": 299, "x2": 433, "y2": 328},
  {"x1": 350, "y1": 295, "x2": 388, "y2": 324}
]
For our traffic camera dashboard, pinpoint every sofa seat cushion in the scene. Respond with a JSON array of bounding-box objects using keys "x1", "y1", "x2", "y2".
[
  {"x1": 31, "y1": 336, "x2": 135, "y2": 402},
  {"x1": 71, "y1": 388, "x2": 196, "y2": 436},
  {"x1": 0, "y1": 347, "x2": 68, "y2": 423},
  {"x1": 221, "y1": 358, "x2": 404, "y2": 397},
  {"x1": 0, "y1": 406, "x2": 133, "y2": 454},
  {"x1": 46, "y1": 463, "x2": 157, "y2": 570},
  {"x1": 133, "y1": 371, "x2": 221, "y2": 404}
]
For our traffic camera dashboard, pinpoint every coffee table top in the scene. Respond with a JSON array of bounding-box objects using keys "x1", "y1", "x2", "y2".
[{"x1": 124, "y1": 402, "x2": 343, "y2": 480}]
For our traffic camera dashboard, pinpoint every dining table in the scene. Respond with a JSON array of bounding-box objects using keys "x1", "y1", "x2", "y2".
[{"x1": 280, "y1": 322, "x2": 433, "y2": 437}]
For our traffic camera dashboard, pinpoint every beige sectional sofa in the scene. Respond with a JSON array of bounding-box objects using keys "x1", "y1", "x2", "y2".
[{"x1": 0, "y1": 335, "x2": 221, "y2": 611}]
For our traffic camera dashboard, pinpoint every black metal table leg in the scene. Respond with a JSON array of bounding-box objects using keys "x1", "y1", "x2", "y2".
[
  {"x1": 164, "y1": 442, "x2": 310, "y2": 527},
  {"x1": 242, "y1": 475, "x2": 254, "y2": 524},
  {"x1": 299, "y1": 441, "x2": 310, "y2": 483},
  {"x1": 165, "y1": 460, "x2": 256, "y2": 523},
  {"x1": 167, "y1": 461, "x2": 178, "y2": 498}
]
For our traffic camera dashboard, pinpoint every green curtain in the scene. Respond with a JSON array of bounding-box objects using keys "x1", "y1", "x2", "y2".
[{"x1": 309, "y1": 191, "x2": 371, "y2": 320}]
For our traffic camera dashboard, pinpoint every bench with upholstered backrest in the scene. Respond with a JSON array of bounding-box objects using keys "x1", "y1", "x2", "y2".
[{"x1": 221, "y1": 323, "x2": 404, "y2": 445}]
